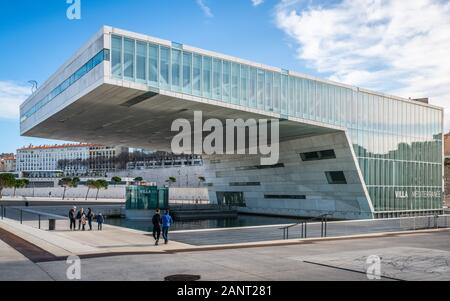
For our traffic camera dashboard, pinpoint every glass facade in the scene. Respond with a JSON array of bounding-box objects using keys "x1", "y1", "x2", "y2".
[
  {"x1": 21, "y1": 49, "x2": 110, "y2": 123},
  {"x1": 110, "y1": 34, "x2": 443, "y2": 216},
  {"x1": 22, "y1": 33, "x2": 443, "y2": 217},
  {"x1": 125, "y1": 185, "x2": 169, "y2": 210}
]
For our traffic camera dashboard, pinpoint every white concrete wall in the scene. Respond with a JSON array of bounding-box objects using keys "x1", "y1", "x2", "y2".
[
  {"x1": 21, "y1": 29, "x2": 106, "y2": 134},
  {"x1": 2, "y1": 186, "x2": 209, "y2": 201},
  {"x1": 2, "y1": 186, "x2": 125, "y2": 200},
  {"x1": 204, "y1": 132, "x2": 373, "y2": 220},
  {"x1": 107, "y1": 165, "x2": 206, "y2": 187}
]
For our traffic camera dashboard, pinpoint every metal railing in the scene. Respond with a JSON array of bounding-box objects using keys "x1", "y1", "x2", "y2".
[
  {"x1": 0, "y1": 205, "x2": 65, "y2": 230},
  {"x1": 169, "y1": 199, "x2": 210, "y2": 206},
  {"x1": 280, "y1": 214, "x2": 331, "y2": 240},
  {"x1": 279, "y1": 214, "x2": 450, "y2": 241}
]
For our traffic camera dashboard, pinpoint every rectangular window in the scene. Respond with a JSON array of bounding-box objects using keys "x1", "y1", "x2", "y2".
[
  {"x1": 300, "y1": 149, "x2": 336, "y2": 161},
  {"x1": 216, "y1": 192, "x2": 246, "y2": 207},
  {"x1": 281, "y1": 74, "x2": 288, "y2": 114},
  {"x1": 229, "y1": 182, "x2": 261, "y2": 187},
  {"x1": 182, "y1": 52, "x2": 192, "y2": 93},
  {"x1": 273, "y1": 73, "x2": 280, "y2": 112},
  {"x1": 257, "y1": 69, "x2": 265, "y2": 109},
  {"x1": 235, "y1": 163, "x2": 285, "y2": 171},
  {"x1": 148, "y1": 44, "x2": 159, "y2": 86},
  {"x1": 171, "y1": 49, "x2": 181, "y2": 90},
  {"x1": 111, "y1": 35, "x2": 122, "y2": 77},
  {"x1": 325, "y1": 171, "x2": 347, "y2": 184},
  {"x1": 193, "y1": 54, "x2": 202, "y2": 96},
  {"x1": 159, "y1": 46, "x2": 170, "y2": 88},
  {"x1": 124, "y1": 38, "x2": 135, "y2": 79},
  {"x1": 212, "y1": 58, "x2": 222, "y2": 100},
  {"x1": 265, "y1": 71, "x2": 273, "y2": 111},
  {"x1": 249, "y1": 67, "x2": 257, "y2": 107},
  {"x1": 240, "y1": 65, "x2": 248, "y2": 106},
  {"x1": 231, "y1": 63, "x2": 240, "y2": 103},
  {"x1": 222, "y1": 61, "x2": 230, "y2": 102},
  {"x1": 136, "y1": 41, "x2": 147, "y2": 81},
  {"x1": 203, "y1": 56, "x2": 212, "y2": 97},
  {"x1": 264, "y1": 195, "x2": 306, "y2": 200},
  {"x1": 288, "y1": 76, "x2": 295, "y2": 115}
]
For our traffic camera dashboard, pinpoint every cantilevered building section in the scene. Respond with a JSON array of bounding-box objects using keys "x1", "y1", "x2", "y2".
[{"x1": 20, "y1": 26, "x2": 444, "y2": 219}]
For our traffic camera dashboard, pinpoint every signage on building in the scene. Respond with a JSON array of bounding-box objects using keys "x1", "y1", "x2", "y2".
[{"x1": 395, "y1": 190, "x2": 441, "y2": 199}]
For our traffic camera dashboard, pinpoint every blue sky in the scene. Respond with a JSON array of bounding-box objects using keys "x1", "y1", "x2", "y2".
[{"x1": 1, "y1": 0, "x2": 449, "y2": 153}]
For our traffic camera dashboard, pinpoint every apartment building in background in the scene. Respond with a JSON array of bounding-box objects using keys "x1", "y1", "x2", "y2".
[
  {"x1": 16, "y1": 143, "x2": 128, "y2": 176},
  {"x1": 0, "y1": 153, "x2": 16, "y2": 172}
]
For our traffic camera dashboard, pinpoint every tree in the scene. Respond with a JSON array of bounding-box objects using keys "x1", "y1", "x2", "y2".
[
  {"x1": 13, "y1": 179, "x2": 29, "y2": 197},
  {"x1": 72, "y1": 177, "x2": 80, "y2": 187},
  {"x1": 111, "y1": 176, "x2": 122, "y2": 186},
  {"x1": 60, "y1": 177, "x2": 77, "y2": 200},
  {"x1": 134, "y1": 177, "x2": 143, "y2": 183},
  {"x1": 94, "y1": 179, "x2": 109, "y2": 200},
  {"x1": 166, "y1": 176, "x2": 177, "y2": 187},
  {"x1": 198, "y1": 176, "x2": 206, "y2": 187},
  {"x1": 85, "y1": 179, "x2": 96, "y2": 200},
  {"x1": 0, "y1": 173, "x2": 16, "y2": 199}
]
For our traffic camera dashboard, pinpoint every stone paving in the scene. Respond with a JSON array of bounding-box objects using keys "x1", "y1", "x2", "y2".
[{"x1": 2, "y1": 230, "x2": 450, "y2": 281}]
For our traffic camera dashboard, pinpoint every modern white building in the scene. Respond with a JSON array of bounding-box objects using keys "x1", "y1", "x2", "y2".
[
  {"x1": 19, "y1": 26, "x2": 444, "y2": 219},
  {"x1": 88, "y1": 145, "x2": 128, "y2": 175},
  {"x1": 16, "y1": 143, "x2": 90, "y2": 174},
  {"x1": 16, "y1": 143, "x2": 127, "y2": 176}
]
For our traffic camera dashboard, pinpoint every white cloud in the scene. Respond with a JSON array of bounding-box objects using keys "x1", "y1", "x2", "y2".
[
  {"x1": 252, "y1": 0, "x2": 264, "y2": 6},
  {"x1": 0, "y1": 81, "x2": 30, "y2": 120},
  {"x1": 196, "y1": 0, "x2": 213, "y2": 18},
  {"x1": 275, "y1": 0, "x2": 450, "y2": 131}
]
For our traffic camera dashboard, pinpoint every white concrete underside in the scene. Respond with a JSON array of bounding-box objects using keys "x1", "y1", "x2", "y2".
[{"x1": 21, "y1": 73, "x2": 373, "y2": 219}]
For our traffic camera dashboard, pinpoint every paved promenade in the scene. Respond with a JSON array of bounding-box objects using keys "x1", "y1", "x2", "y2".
[
  {"x1": 1, "y1": 227, "x2": 450, "y2": 281},
  {"x1": 1, "y1": 211, "x2": 450, "y2": 281}
]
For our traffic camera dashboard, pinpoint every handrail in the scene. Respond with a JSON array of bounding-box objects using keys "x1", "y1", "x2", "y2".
[
  {"x1": 279, "y1": 214, "x2": 332, "y2": 240},
  {"x1": 0, "y1": 206, "x2": 65, "y2": 230},
  {"x1": 279, "y1": 213, "x2": 331, "y2": 229}
]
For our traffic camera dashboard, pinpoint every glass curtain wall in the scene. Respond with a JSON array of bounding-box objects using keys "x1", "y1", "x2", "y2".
[{"x1": 111, "y1": 34, "x2": 443, "y2": 215}]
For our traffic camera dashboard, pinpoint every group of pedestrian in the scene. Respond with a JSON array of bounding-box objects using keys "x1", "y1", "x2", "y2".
[
  {"x1": 68, "y1": 206, "x2": 104, "y2": 231},
  {"x1": 152, "y1": 209, "x2": 173, "y2": 245}
]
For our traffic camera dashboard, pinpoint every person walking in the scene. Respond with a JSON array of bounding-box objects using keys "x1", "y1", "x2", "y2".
[
  {"x1": 81, "y1": 212, "x2": 87, "y2": 231},
  {"x1": 96, "y1": 213, "x2": 104, "y2": 231},
  {"x1": 162, "y1": 209, "x2": 173, "y2": 244},
  {"x1": 68, "y1": 206, "x2": 76, "y2": 231},
  {"x1": 152, "y1": 209, "x2": 162, "y2": 246},
  {"x1": 86, "y1": 208, "x2": 94, "y2": 231},
  {"x1": 76, "y1": 208, "x2": 84, "y2": 230}
]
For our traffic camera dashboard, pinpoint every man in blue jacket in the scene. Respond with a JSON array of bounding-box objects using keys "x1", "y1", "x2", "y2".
[{"x1": 161, "y1": 209, "x2": 173, "y2": 244}]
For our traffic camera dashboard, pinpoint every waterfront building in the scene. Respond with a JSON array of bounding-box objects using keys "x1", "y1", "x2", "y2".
[
  {"x1": 16, "y1": 143, "x2": 127, "y2": 176},
  {"x1": 20, "y1": 26, "x2": 444, "y2": 219}
]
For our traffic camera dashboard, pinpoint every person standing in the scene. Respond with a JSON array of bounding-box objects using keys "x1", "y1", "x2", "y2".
[
  {"x1": 81, "y1": 212, "x2": 87, "y2": 231},
  {"x1": 152, "y1": 209, "x2": 162, "y2": 246},
  {"x1": 96, "y1": 213, "x2": 104, "y2": 231},
  {"x1": 68, "y1": 206, "x2": 76, "y2": 231},
  {"x1": 162, "y1": 209, "x2": 173, "y2": 244},
  {"x1": 76, "y1": 208, "x2": 84, "y2": 230},
  {"x1": 86, "y1": 208, "x2": 94, "y2": 231}
]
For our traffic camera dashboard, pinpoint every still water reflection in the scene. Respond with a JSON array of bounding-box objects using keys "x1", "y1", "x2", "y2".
[{"x1": 106, "y1": 214, "x2": 300, "y2": 232}]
